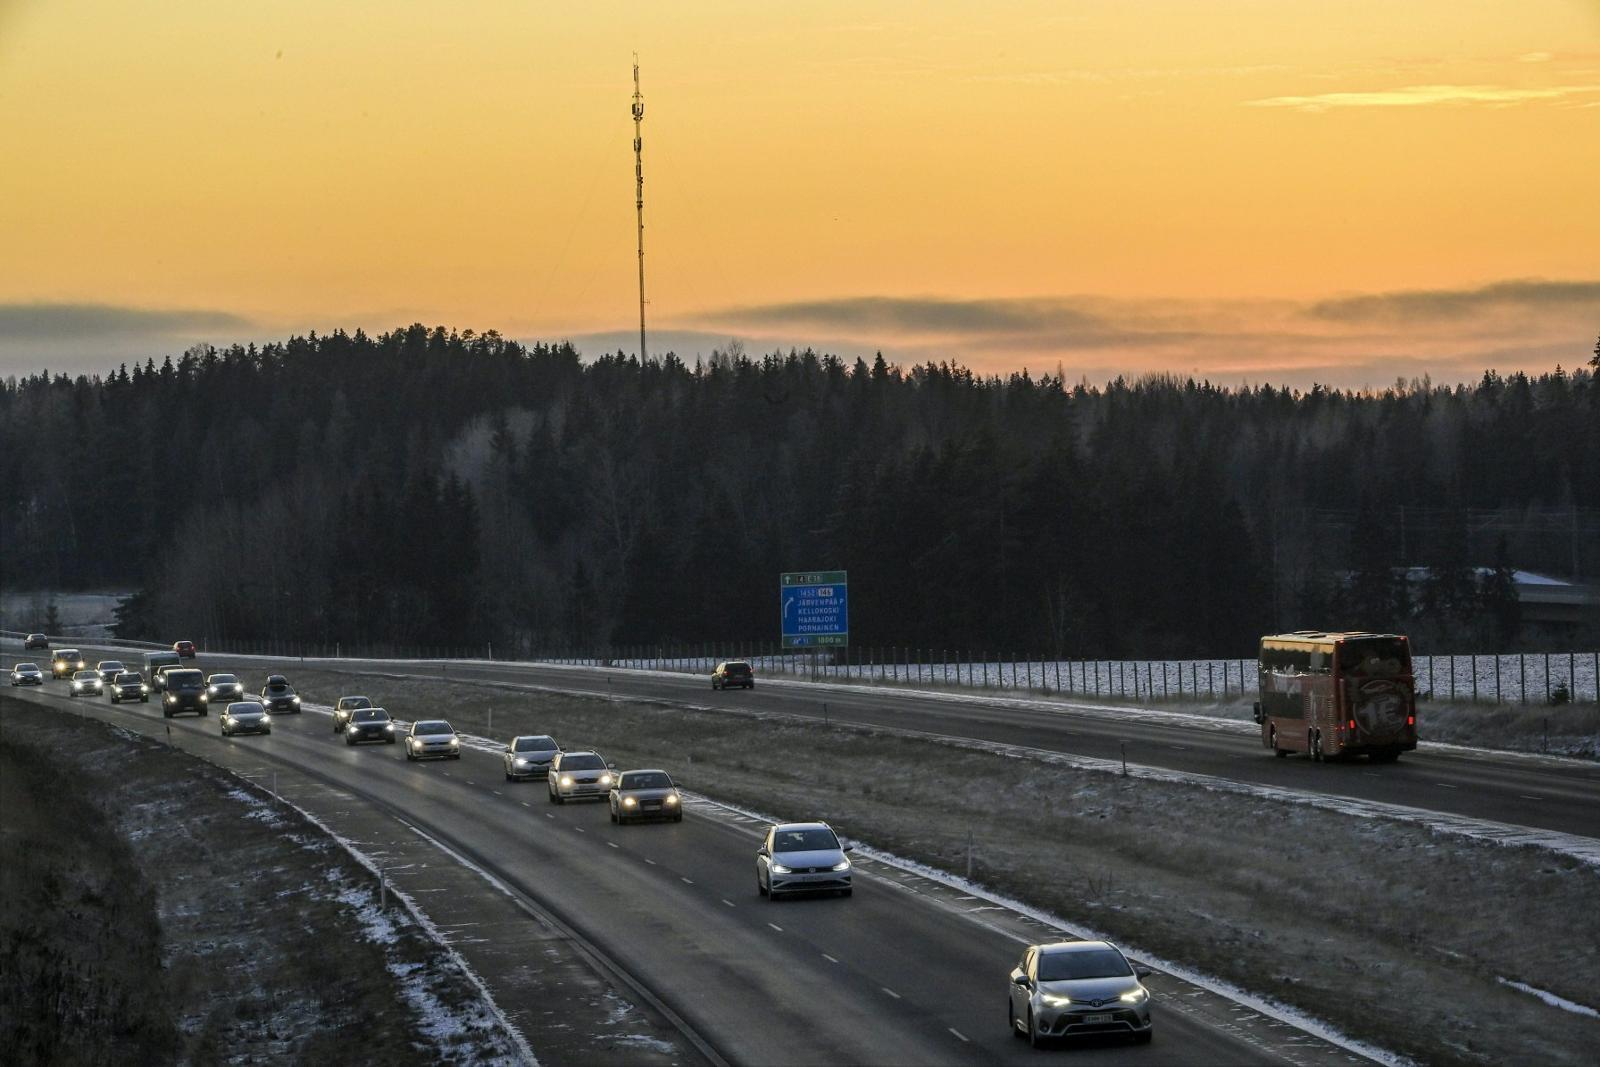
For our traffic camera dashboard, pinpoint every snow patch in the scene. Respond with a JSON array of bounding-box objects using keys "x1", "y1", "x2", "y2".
[{"x1": 1497, "y1": 978, "x2": 1600, "y2": 1018}]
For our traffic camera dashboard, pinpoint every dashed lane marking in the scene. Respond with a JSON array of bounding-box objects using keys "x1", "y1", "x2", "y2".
[
  {"x1": 722, "y1": 899, "x2": 736, "y2": 908},
  {"x1": 644, "y1": 858, "x2": 657, "y2": 865},
  {"x1": 607, "y1": 841, "x2": 619, "y2": 849},
  {"x1": 822, "y1": 953, "x2": 839, "y2": 963},
  {"x1": 492, "y1": 790, "x2": 502, "y2": 796},
  {"x1": 949, "y1": 1028, "x2": 969, "y2": 1042},
  {"x1": 767, "y1": 923, "x2": 783, "y2": 932},
  {"x1": 681, "y1": 876, "x2": 694, "y2": 885},
  {"x1": 881, "y1": 987, "x2": 902, "y2": 999}
]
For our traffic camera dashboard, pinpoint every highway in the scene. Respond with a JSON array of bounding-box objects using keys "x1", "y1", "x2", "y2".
[
  {"x1": 258, "y1": 651, "x2": 1599, "y2": 839},
  {"x1": 4, "y1": 656, "x2": 1374, "y2": 1067}
]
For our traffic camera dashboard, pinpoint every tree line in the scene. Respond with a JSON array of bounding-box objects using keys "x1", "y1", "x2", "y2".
[{"x1": 2, "y1": 325, "x2": 1597, "y2": 657}]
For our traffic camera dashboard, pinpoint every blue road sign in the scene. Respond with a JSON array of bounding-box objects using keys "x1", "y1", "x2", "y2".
[{"x1": 780, "y1": 571, "x2": 848, "y2": 648}]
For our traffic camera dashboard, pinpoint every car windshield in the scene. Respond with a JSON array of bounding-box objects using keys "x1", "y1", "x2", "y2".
[
  {"x1": 341, "y1": 696, "x2": 372, "y2": 708},
  {"x1": 514, "y1": 736, "x2": 556, "y2": 752},
  {"x1": 353, "y1": 709, "x2": 389, "y2": 722},
  {"x1": 724, "y1": 662, "x2": 751, "y2": 673},
  {"x1": 73, "y1": 671, "x2": 97, "y2": 681},
  {"x1": 116, "y1": 673, "x2": 140, "y2": 682},
  {"x1": 99, "y1": 662, "x2": 124, "y2": 670},
  {"x1": 560, "y1": 754, "x2": 605, "y2": 770},
  {"x1": 773, "y1": 827, "x2": 839, "y2": 853},
  {"x1": 415, "y1": 721, "x2": 453, "y2": 735},
  {"x1": 266, "y1": 682, "x2": 291, "y2": 693},
  {"x1": 230, "y1": 703, "x2": 263, "y2": 715},
  {"x1": 622, "y1": 772, "x2": 672, "y2": 790},
  {"x1": 210, "y1": 674, "x2": 237, "y2": 684},
  {"x1": 1038, "y1": 949, "x2": 1133, "y2": 981},
  {"x1": 168, "y1": 671, "x2": 202, "y2": 687},
  {"x1": 16, "y1": 663, "x2": 38, "y2": 671},
  {"x1": 59, "y1": 651, "x2": 81, "y2": 658}
]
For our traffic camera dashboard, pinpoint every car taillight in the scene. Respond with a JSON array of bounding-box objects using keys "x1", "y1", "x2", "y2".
[
  {"x1": 1406, "y1": 715, "x2": 1415, "y2": 726},
  {"x1": 1347, "y1": 719, "x2": 1356, "y2": 731}
]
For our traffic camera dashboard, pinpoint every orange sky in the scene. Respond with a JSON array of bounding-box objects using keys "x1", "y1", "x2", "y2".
[{"x1": 2, "y1": 1, "x2": 1597, "y2": 385}]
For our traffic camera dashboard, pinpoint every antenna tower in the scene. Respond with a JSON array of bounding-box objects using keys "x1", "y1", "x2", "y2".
[{"x1": 631, "y1": 56, "x2": 647, "y2": 362}]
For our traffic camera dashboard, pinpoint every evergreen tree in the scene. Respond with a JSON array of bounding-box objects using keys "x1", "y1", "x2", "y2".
[{"x1": 1479, "y1": 535, "x2": 1522, "y2": 649}]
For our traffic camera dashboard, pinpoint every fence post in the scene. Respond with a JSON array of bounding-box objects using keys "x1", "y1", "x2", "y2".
[
  {"x1": 1472, "y1": 654, "x2": 1478, "y2": 702},
  {"x1": 1496, "y1": 655, "x2": 1502, "y2": 704},
  {"x1": 1520, "y1": 654, "x2": 1527, "y2": 705},
  {"x1": 1208, "y1": 661, "x2": 1214, "y2": 698},
  {"x1": 1544, "y1": 652, "x2": 1551, "y2": 703},
  {"x1": 982, "y1": 654, "x2": 988, "y2": 688}
]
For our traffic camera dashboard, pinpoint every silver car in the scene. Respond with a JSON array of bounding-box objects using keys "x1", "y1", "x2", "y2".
[
  {"x1": 69, "y1": 669, "x2": 104, "y2": 697},
  {"x1": 609, "y1": 769, "x2": 683, "y2": 824},
  {"x1": 221, "y1": 701, "x2": 272, "y2": 737},
  {"x1": 503, "y1": 734, "x2": 560, "y2": 781},
  {"x1": 547, "y1": 751, "x2": 612, "y2": 803},
  {"x1": 756, "y1": 822, "x2": 853, "y2": 900},
  {"x1": 206, "y1": 673, "x2": 245, "y2": 703},
  {"x1": 404, "y1": 719, "x2": 461, "y2": 761},
  {"x1": 332, "y1": 694, "x2": 374, "y2": 732},
  {"x1": 9, "y1": 662, "x2": 43, "y2": 686},
  {"x1": 1008, "y1": 940, "x2": 1153, "y2": 1046},
  {"x1": 96, "y1": 660, "x2": 127, "y2": 683}
]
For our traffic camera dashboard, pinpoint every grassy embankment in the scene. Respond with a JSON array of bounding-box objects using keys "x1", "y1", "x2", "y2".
[
  {"x1": 281, "y1": 663, "x2": 1600, "y2": 1067},
  {"x1": 0, "y1": 695, "x2": 513, "y2": 1065}
]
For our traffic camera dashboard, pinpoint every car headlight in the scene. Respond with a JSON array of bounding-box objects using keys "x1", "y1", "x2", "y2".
[
  {"x1": 208, "y1": 686, "x2": 216, "y2": 693},
  {"x1": 599, "y1": 774, "x2": 612, "y2": 786},
  {"x1": 830, "y1": 859, "x2": 851, "y2": 872},
  {"x1": 769, "y1": 862, "x2": 792, "y2": 874},
  {"x1": 291, "y1": 696, "x2": 301, "y2": 704},
  {"x1": 261, "y1": 714, "x2": 272, "y2": 722},
  {"x1": 199, "y1": 694, "x2": 208, "y2": 702},
  {"x1": 560, "y1": 775, "x2": 573, "y2": 787},
  {"x1": 448, "y1": 737, "x2": 459, "y2": 747},
  {"x1": 166, "y1": 694, "x2": 175, "y2": 703},
  {"x1": 1120, "y1": 988, "x2": 1148, "y2": 1003},
  {"x1": 1041, "y1": 994, "x2": 1073, "y2": 1007},
  {"x1": 514, "y1": 758, "x2": 529, "y2": 766},
  {"x1": 384, "y1": 723, "x2": 395, "y2": 731},
  {"x1": 664, "y1": 794, "x2": 679, "y2": 805},
  {"x1": 622, "y1": 796, "x2": 637, "y2": 807},
  {"x1": 141, "y1": 685, "x2": 150, "y2": 693}
]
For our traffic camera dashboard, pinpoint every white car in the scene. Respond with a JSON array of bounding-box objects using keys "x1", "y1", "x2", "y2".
[
  {"x1": 1008, "y1": 940, "x2": 1153, "y2": 1046},
  {"x1": 756, "y1": 822, "x2": 853, "y2": 900},
  {"x1": 9, "y1": 662, "x2": 43, "y2": 686},
  {"x1": 546, "y1": 751, "x2": 612, "y2": 803},
  {"x1": 404, "y1": 720, "x2": 461, "y2": 761},
  {"x1": 221, "y1": 701, "x2": 272, "y2": 737}
]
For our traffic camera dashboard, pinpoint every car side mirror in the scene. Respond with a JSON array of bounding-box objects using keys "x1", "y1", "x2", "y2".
[
  {"x1": 757, "y1": 846, "x2": 768, "y2": 857},
  {"x1": 842, "y1": 844, "x2": 854, "y2": 852},
  {"x1": 1013, "y1": 973, "x2": 1030, "y2": 987},
  {"x1": 1135, "y1": 966, "x2": 1152, "y2": 980}
]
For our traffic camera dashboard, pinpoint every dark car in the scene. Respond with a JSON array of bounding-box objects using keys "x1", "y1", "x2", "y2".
[
  {"x1": 96, "y1": 660, "x2": 127, "y2": 683},
  {"x1": 344, "y1": 707, "x2": 397, "y2": 745},
  {"x1": 260, "y1": 675, "x2": 302, "y2": 714},
  {"x1": 69, "y1": 669, "x2": 104, "y2": 697},
  {"x1": 51, "y1": 649, "x2": 86, "y2": 679},
  {"x1": 162, "y1": 668, "x2": 208, "y2": 717},
  {"x1": 109, "y1": 671, "x2": 150, "y2": 703},
  {"x1": 206, "y1": 673, "x2": 244, "y2": 702},
  {"x1": 24, "y1": 633, "x2": 49, "y2": 650},
  {"x1": 173, "y1": 640, "x2": 197, "y2": 659},
  {"x1": 711, "y1": 660, "x2": 755, "y2": 690}
]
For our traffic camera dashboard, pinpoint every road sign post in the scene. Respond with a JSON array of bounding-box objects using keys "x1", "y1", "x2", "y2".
[{"x1": 780, "y1": 571, "x2": 848, "y2": 657}]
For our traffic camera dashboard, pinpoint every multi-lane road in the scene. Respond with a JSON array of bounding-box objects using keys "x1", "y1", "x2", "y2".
[
  {"x1": 4, "y1": 643, "x2": 1411, "y2": 1066},
  {"x1": 305, "y1": 651, "x2": 1600, "y2": 839}
]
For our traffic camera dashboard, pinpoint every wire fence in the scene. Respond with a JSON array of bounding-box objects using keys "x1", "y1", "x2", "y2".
[{"x1": 6, "y1": 630, "x2": 1595, "y2": 705}]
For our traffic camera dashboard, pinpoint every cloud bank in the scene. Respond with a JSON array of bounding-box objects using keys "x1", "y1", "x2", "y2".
[{"x1": 1245, "y1": 83, "x2": 1600, "y2": 111}]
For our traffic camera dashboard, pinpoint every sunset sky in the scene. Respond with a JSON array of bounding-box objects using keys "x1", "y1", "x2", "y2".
[{"x1": 2, "y1": 1, "x2": 1597, "y2": 387}]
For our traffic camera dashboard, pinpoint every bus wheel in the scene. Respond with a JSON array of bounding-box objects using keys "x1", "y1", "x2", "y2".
[
  {"x1": 1270, "y1": 726, "x2": 1286, "y2": 758},
  {"x1": 1310, "y1": 732, "x2": 1323, "y2": 762}
]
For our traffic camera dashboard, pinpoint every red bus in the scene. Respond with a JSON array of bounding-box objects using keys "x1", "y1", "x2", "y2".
[{"x1": 1252, "y1": 631, "x2": 1417, "y2": 762}]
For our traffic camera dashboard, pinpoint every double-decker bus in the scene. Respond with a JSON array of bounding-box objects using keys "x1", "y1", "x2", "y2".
[{"x1": 1252, "y1": 631, "x2": 1417, "y2": 762}]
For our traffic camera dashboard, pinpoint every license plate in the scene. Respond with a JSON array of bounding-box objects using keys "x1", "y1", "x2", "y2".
[{"x1": 1084, "y1": 1013, "x2": 1113, "y2": 1024}]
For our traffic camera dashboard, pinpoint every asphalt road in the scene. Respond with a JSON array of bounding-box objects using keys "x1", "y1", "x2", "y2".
[
  {"x1": 313, "y1": 654, "x2": 1600, "y2": 840},
  {"x1": 6, "y1": 660, "x2": 1374, "y2": 1066}
]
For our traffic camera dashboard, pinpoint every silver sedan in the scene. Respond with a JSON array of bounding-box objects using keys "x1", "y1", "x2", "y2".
[
  {"x1": 1008, "y1": 940, "x2": 1153, "y2": 1046},
  {"x1": 609, "y1": 769, "x2": 682, "y2": 823},
  {"x1": 504, "y1": 735, "x2": 560, "y2": 781}
]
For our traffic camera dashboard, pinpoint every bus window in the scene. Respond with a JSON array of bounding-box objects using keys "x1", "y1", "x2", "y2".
[{"x1": 1339, "y1": 638, "x2": 1410, "y2": 678}]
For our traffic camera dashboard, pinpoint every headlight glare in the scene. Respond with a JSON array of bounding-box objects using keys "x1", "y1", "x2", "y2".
[
  {"x1": 664, "y1": 794, "x2": 679, "y2": 805},
  {"x1": 769, "y1": 862, "x2": 792, "y2": 874},
  {"x1": 1042, "y1": 994, "x2": 1073, "y2": 1007},
  {"x1": 831, "y1": 859, "x2": 851, "y2": 871},
  {"x1": 1120, "y1": 988, "x2": 1148, "y2": 1003},
  {"x1": 514, "y1": 758, "x2": 528, "y2": 766},
  {"x1": 599, "y1": 774, "x2": 612, "y2": 786},
  {"x1": 560, "y1": 776, "x2": 573, "y2": 787},
  {"x1": 623, "y1": 796, "x2": 637, "y2": 807}
]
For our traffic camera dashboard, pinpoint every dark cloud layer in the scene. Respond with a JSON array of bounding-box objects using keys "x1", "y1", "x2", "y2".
[
  {"x1": 0, "y1": 302, "x2": 251, "y2": 340},
  {"x1": 1306, "y1": 278, "x2": 1600, "y2": 323},
  {"x1": 707, "y1": 296, "x2": 1105, "y2": 336}
]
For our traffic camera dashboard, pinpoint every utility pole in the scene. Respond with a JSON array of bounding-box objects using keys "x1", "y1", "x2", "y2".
[{"x1": 632, "y1": 55, "x2": 647, "y2": 363}]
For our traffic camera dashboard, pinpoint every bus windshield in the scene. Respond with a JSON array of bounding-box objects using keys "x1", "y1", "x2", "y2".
[{"x1": 1339, "y1": 638, "x2": 1410, "y2": 677}]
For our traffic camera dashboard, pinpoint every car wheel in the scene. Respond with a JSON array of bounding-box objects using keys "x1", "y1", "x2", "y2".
[
  {"x1": 554, "y1": 791, "x2": 565, "y2": 804},
  {"x1": 673, "y1": 813, "x2": 683, "y2": 823},
  {"x1": 346, "y1": 737, "x2": 355, "y2": 746},
  {"x1": 505, "y1": 770, "x2": 513, "y2": 781},
  {"x1": 222, "y1": 725, "x2": 230, "y2": 737},
  {"x1": 610, "y1": 808, "x2": 617, "y2": 823},
  {"x1": 839, "y1": 887, "x2": 852, "y2": 897},
  {"x1": 334, "y1": 721, "x2": 341, "y2": 733},
  {"x1": 141, "y1": 696, "x2": 148, "y2": 703},
  {"x1": 1135, "y1": 1027, "x2": 1153, "y2": 1044},
  {"x1": 387, "y1": 736, "x2": 395, "y2": 744},
  {"x1": 757, "y1": 875, "x2": 767, "y2": 898},
  {"x1": 406, "y1": 750, "x2": 416, "y2": 761},
  {"x1": 1269, "y1": 725, "x2": 1285, "y2": 757},
  {"x1": 263, "y1": 727, "x2": 271, "y2": 735},
  {"x1": 1310, "y1": 732, "x2": 1322, "y2": 762},
  {"x1": 747, "y1": 682, "x2": 754, "y2": 689},
  {"x1": 1028, "y1": 1009, "x2": 1043, "y2": 1049},
  {"x1": 1011, "y1": 1001, "x2": 1024, "y2": 1040},
  {"x1": 163, "y1": 708, "x2": 172, "y2": 718}
]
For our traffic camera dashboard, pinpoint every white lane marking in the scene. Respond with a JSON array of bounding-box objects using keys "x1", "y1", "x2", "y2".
[
  {"x1": 949, "y1": 1027, "x2": 969, "y2": 1042},
  {"x1": 680, "y1": 876, "x2": 694, "y2": 885},
  {"x1": 881, "y1": 987, "x2": 902, "y2": 999},
  {"x1": 721, "y1": 899, "x2": 736, "y2": 908},
  {"x1": 466, "y1": 780, "x2": 477, "y2": 786},
  {"x1": 1364, "y1": 772, "x2": 1380, "y2": 777},
  {"x1": 574, "y1": 827, "x2": 586, "y2": 833},
  {"x1": 607, "y1": 842, "x2": 619, "y2": 849},
  {"x1": 767, "y1": 922, "x2": 783, "y2": 932},
  {"x1": 644, "y1": 858, "x2": 657, "y2": 865},
  {"x1": 1520, "y1": 794, "x2": 1544, "y2": 801},
  {"x1": 492, "y1": 790, "x2": 502, "y2": 796},
  {"x1": 1435, "y1": 783, "x2": 1459, "y2": 789},
  {"x1": 544, "y1": 813, "x2": 554, "y2": 820},
  {"x1": 522, "y1": 802, "x2": 531, "y2": 808},
  {"x1": 821, "y1": 953, "x2": 839, "y2": 963}
]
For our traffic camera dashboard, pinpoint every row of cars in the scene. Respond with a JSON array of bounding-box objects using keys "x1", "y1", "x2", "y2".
[{"x1": 11, "y1": 641, "x2": 1156, "y2": 1045}]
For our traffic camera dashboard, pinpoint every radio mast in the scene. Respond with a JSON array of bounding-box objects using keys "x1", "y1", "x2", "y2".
[{"x1": 631, "y1": 56, "x2": 647, "y2": 362}]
